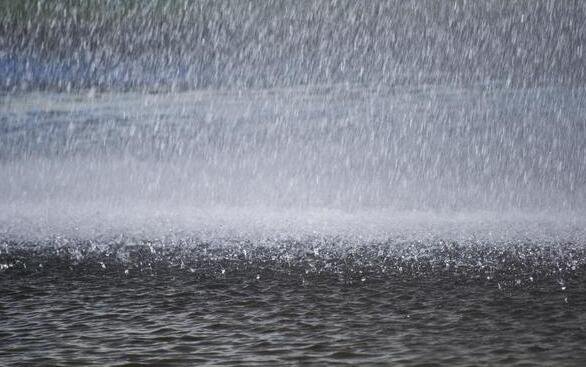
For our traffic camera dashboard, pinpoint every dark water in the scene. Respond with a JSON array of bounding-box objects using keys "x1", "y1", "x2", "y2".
[{"x1": 2, "y1": 239, "x2": 586, "y2": 366}]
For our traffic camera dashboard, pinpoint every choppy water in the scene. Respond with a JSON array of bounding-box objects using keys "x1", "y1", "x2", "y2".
[{"x1": 2, "y1": 244, "x2": 586, "y2": 366}]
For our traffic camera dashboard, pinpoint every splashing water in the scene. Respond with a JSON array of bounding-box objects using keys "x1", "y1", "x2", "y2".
[
  {"x1": 1, "y1": 85, "x2": 584, "y2": 281},
  {"x1": 1, "y1": 2, "x2": 586, "y2": 366}
]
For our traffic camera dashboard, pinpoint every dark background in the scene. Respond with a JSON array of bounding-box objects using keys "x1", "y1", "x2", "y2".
[{"x1": 1, "y1": 0, "x2": 585, "y2": 91}]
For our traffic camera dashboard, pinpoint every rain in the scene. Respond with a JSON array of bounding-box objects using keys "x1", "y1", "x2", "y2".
[{"x1": 1, "y1": 1, "x2": 586, "y2": 366}]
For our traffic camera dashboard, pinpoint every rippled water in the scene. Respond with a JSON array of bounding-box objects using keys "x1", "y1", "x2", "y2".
[
  {"x1": 2, "y1": 258, "x2": 586, "y2": 366},
  {"x1": 2, "y1": 224, "x2": 586, "y2": 366}
]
